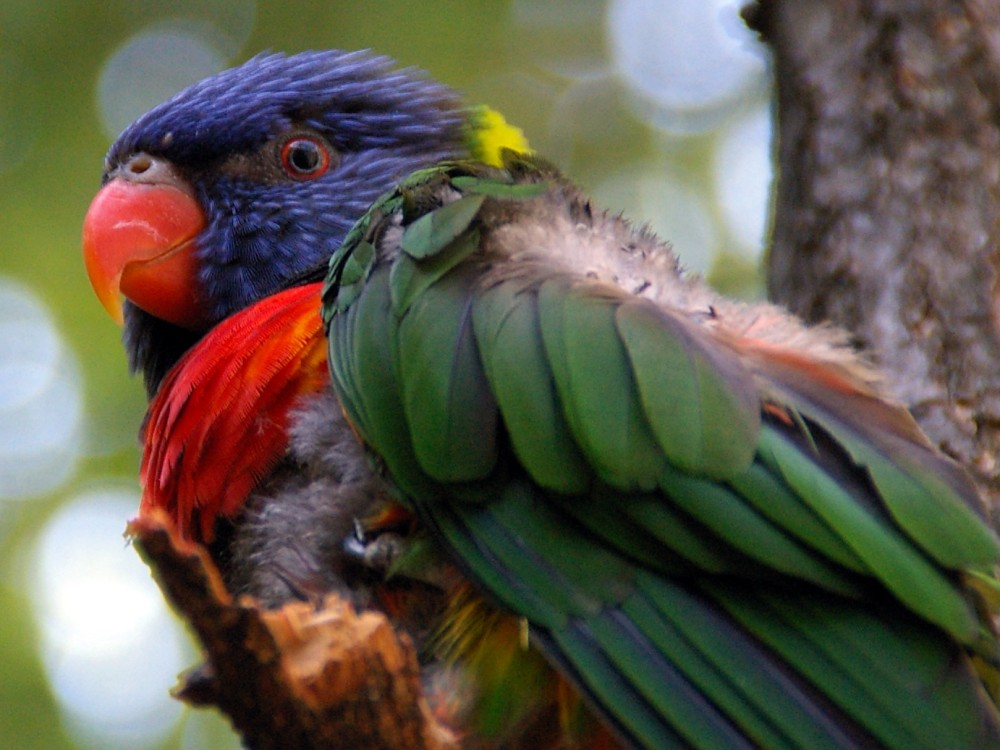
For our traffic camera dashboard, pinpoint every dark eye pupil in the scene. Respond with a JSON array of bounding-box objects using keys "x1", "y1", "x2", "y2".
[
  {"x1": 280, "y1": 136, "x2": 331, "y2": 179},
  {"x1": 289, "y1": 141, "x2": 320, "y2": 173}
]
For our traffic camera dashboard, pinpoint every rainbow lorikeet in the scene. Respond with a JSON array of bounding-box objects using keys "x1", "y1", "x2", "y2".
[{"x1": 83, "y1": 51, "x2": 1000, "y2": 749}]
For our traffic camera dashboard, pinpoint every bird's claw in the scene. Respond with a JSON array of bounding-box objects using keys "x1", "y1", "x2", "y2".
[{"x1": 344, "y1": 525, "x2": 407, "y2": 574}]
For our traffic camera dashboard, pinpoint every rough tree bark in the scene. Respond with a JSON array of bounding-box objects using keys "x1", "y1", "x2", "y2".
[
  {"x1": 136, "y1": 3, "x2": 1000, "y2": 746},
  {"x1": 750, "y1": 0, "x2": 1000, "y2": 520},
  {"x1": 128, "y1": 511, "x2": 459, "y2": 750},
  {"x1": 130, "y1": 512, "x2": 459, "y2": 750}
]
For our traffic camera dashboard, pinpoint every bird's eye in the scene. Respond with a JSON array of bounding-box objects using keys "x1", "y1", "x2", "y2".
[{"x1": 280, "y1": 137, "x2": 331, "y2": 179}]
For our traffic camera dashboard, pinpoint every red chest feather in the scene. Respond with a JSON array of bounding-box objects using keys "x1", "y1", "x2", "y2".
[{"x1": 140, "y1": 282, "x2": 329, "y2": 542}]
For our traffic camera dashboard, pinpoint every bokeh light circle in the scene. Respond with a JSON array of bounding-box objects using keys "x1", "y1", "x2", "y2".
[
  {"x1": 714, "y1": 105, "x2": 774, "y2": 257},
  {"x1": 607, "y1": 0, "x2": 769, "y2": 134},
  {"x1": 31, "y1": 489, "x2": 187, "y2": 748},
  {"x1": 97, "y1": 27, "x2": 228, "y2": 139},
  {"x1": 0, "y1": 279, "x2": 82, "y2": 502}
]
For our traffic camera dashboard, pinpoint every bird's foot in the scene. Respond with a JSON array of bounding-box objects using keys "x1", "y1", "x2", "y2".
[{"x1": 344, "y1": 519, "x2": 407, "y2": 574}]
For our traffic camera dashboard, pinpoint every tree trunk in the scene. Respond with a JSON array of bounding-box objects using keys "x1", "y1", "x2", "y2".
[{"x1": 751, "y1": 0, "x2": 1000, "y2": 519}]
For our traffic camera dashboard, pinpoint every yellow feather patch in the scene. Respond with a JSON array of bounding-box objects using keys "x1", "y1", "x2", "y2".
[
  {"x1": 433, "y1": 585, "x2": 612, "y2": 747},
  {"x1": 465, "y1": 105, "x2": 532, "y2": 167},
  {"x1": 433, "y1": 585, "x2": 553, "y2": 738}
]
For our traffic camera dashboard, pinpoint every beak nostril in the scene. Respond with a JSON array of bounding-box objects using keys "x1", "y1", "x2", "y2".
[
  {"x1": 112, "y1": 152, "x2": 188, "y2": 191},
  {"x1": 129, "y1": 155, "x2": 153, "y2": 175}
]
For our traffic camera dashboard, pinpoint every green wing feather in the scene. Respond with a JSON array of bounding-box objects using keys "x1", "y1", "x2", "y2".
[
  {"x1": 472, "y1": 277, "x2": 591, "y2": 493},
  {"x1": 616, "y1": 299, "x2": 760, "y2": 477},
  {"x1": 538, "y1": 280, "x2": 668, "y2": 491},
  {"x1": 322, "y1": 160, "x2": 1000, "y2": 749},
  {"x1": 396, "y1": 263, "x2": 499, "y2": 482}
]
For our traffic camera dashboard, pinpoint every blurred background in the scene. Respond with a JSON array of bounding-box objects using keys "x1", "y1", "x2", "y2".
[{"x1": 0, "y1": 0, "x2": 771, "y2": 747}]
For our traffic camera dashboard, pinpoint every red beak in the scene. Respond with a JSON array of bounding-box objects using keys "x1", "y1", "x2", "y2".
[{"x1": 82, "y1": 155, "x2": 208, "y2": 329}]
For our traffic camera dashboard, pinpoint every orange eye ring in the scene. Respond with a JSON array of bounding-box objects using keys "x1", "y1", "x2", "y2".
[{"x1": 280, "y1": 137, "x2": 331, "y2": 179}]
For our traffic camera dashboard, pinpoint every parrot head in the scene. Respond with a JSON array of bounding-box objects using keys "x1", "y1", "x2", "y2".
[
  {"x1": 81, "y1": 49, "x2": 530, "y2": 544},
  {"x1": 83, "y1": 50, "x2": 470, "y2": 391}
]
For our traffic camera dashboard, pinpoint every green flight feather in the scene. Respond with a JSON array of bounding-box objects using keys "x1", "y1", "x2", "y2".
[
  {"x1": 548, "y1": 490, "x2": 705, "y2": 575},
  {"x1": 758, "y1": 425, "x2": 979, "y2": 642},
  {"x1": 431, "y1": 475, "x2": 995, "y2": 750},
  {"x1": 633, "y1": 573, "x2": 862, "y2": 750},
  {"x1": 755, "y1": 366, "x2": 1000, "y2": 569},
  {"x1": 432, "y1": 483, "x2": 747, "y2": 750},
  {"x1": 428, "y1": 480, "x2": 601, "y2": 629},
  {"x1": 331, "y1": 265, "x2": 434, "y2": 498},
  {"x1": 823, "y1": 422, "x2": 999, "y2": 568},
  {"x1": 549, "y1": 624, "x2": 692, "y2": 749},
  {"x1": 658, "y1": 467, "x2": 862, "y2": 596},
  {"x1": 613, "y1": 493, "x2": 758, "y2": 574},
  {"x1": 472, "y1": 278, "x2": 591, "y2": 494},
  {"x1": 581, "y1": 608, "x2": 758, "y2": 750},
  {"x1": 616, "y1": 299, "x2": 760, "y2": 477},
  {"x1": 728, "y1": 462, "x2": 869, "y2": 574},
  {"x1": 615, "y1": 591, "x2": 797, "y2": 750},
  {"x1": 396, "y1": 264, "x2": 499, "y2": 483},
  {"x1": 537, "y1": 280, "x2": 666, "y2": 491},
  {"x1": 708, "y1": 583, "x2": 998, "y2": 750}
]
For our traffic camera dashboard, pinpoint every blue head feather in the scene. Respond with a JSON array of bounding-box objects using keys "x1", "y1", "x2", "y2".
[
  {"x1": 107, "y1": 50, "x2": 465, "y2": 174},
  {"x1": 107, "y1": 50, "x2": 468, "y2": 390}
]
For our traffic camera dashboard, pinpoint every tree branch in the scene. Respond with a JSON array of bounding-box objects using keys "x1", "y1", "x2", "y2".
[{"x1": 129, "y1": 511, "x2": 458, "y2": 750}]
